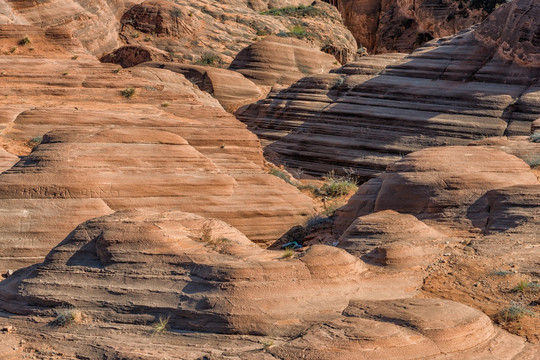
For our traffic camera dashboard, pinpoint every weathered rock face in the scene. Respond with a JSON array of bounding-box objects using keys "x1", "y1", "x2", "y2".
[
  {"x1": 139, "y1": 62, "x2": 263, "y2": 112},
  {"x1": 337, "y1": 0, "x2": 492, "y2": 54},
  {"x1": 0, "y1": 209, "x2": 368, "y2": 336},
  {"x1": 229, "y1": 35, "x2": 339, "y2": 87},
  {"x1": 1, "y1": 209, "x2": 536, "y2": 359},
  {"x1": 237, "y1": 0, "x2": 540, "y2": 179},
  {"x1": 334, "y1": 146, "x2": 538, "y2": 234},
  {"x1": 100, "y1": 45, "x2": 173, "y2": 68},
  {"x1": 0, "y1": 0, "x2": 127, "y2": 55},
  {"x1": 269, "y1": 298, "x2": 535, "y2": 360},
  {"x1": 117, "y1": 0, "x2": 357, "y2": 65},
  {"x1": 0, "y1": 54, "x2": 313, "y2": 274}
]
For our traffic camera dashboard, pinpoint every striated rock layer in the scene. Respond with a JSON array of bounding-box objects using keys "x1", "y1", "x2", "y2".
[
  {"x1": 337, "y1": 0, "x2": 496, "y2": 54},
  {"x1": 0, "y1": 209, "x2": 535, "y2": 358},
  {"x1": 0, "y1": 53, "x2": 313, "y2": 274},
  {"x1": 237, "y1": 0, "x2": 540, "y2": 179}
]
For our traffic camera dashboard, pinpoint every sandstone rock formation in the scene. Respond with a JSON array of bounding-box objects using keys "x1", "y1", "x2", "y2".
[
  {"x1": 269, "y1": 298, "x2": 536, "y2": 359},
  {"x1": 100, "y1": 45, "x2": 172, "y2": 68},
  {"x1": 334, "y1": 146, "x2": 538, "y2": 234},
  {"x1": 117, "y1": 0, "x2": 357, "y2": 65},
  {"x1": 1, "y1": 209, "x2": 536, "y2": 359},
  {"x1": 237, "y1": 0, "x2": 540, "y2": 179},
  {"x1": 229, "y1": 35, "x2": 339, "y2": 87},
  {"x1": 139, "y1": 62, "x2": 264, "y2": 111},
  {"x1": 336, "y1": 0, "x2": 499, "y2": 53},
  {"x1": 0, "y1": 53, "x2": 313, "y2": 274}
]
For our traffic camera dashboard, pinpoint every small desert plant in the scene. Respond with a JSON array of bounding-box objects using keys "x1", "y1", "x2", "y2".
[
  {"x1": 319, "y1": 171, "x2": 357, "y2": 197},
  {"x1": 132, "y1": 31, "x2": 140, "y2": 38},
  {"x1": 170, "y1": 8, "x2": 182, "y2": 18},
  {"x1": 269, "y1": 168, "x2": 293, "y2": 184},
  {"x1": 121, "y1": 87, "x2": 136, "y2": 98},
  {"x1": 19, "y1": 36, "x2": 30, "y2": 46},
  {"x1": 161, "y1": 102, "x2": 169, "y2": 107},
  {"x1": 200, "y1": 222, "x2": 212, "y2": 243},
  {"x1": 261, "y1": 340, "x2": 274, "y2": 351},
  {"x1": 282, "y1": 247, "x2": 295, "y2": 259},
  {"x1": 28, "y1": 136, "x2": 43, "y2": 147},
  {"x1": 54, "y1": 308, "x2": 83, "y2": 327},
  {"x1": 529, "y1": 132, "x2": 540, "y2": 143},
  {"x1": 288, "y1": 24, "x2": 308, "y2": 39},
  {"x1": 144, "y1": 36, "x2": 152, "y2": 42},
  {"x1": 512, "y1": 279, "x2": 533, "y2": 293},
  {"x1": 71, "y1": 55, "x2": 79, "y2": 60},
  {"x1": 491, "y1": 270, "x2": 512, "y2": 276},
  {"x1": 9, "y1": 47, "x2": 17, "y2": 54},
  {"x1": 152, "y1": 315, "x2": 170, "y2": 334},
  {"x1": 276, "y1": 30, "x2": 289, "y2": 37},
  {"x1": 62, "y1": 72, "x2": 69, "y2": 76},
  {"x1": 526, "y1": 157, "x2": 540, "y2": 168},
  {"x1": 194, "y1": 52, "x2": 219, "y2": 66},
  {"x1": 112, "y1": 68, "x2": 120, "y2": 74},
  {"x1": 499, "y1": 303, "x2": 534, "y2": 322}
]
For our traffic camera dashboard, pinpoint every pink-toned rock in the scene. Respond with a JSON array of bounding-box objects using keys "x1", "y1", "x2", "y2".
[
  {"x1": 229, "y1": 35, "x2": 339, "y2": 86},
  {"x1": 335, "y1": 146, "x2": 538, "y2": 234},
  {"x1": 139, "y1": 62, "x2": 264, "y2": 112}
]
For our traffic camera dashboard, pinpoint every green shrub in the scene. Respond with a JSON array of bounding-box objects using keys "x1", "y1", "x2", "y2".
[
  {"x1": 499, "y1": 303, "x2": 534, "y2": 322},
  {"x1": 529, "y1": 132, "x2": 540, "y2": 143},
  {"x1": 19, "y1": 36, "x2": 30, "y2": 46},
  {"x1": 269, "y1": 168, "x2": 294, "y2": 184},
  {"x1": 320, "y1": 172, "x2": 357, "y2": 197},
  {"x1": 152, "y1": 315, "x2": 170, "y2": 334},
  {"x1": 54, "y1": 308, "x2": 83, "y2": 327},
  {"x1": 194, "y1": 52, "x2": 219, "y2": 66},
  {"x1": 121, "y1": 87, "x2": 136, "y2": 98},
  {"x1": 281, "y1": 248, "x2": 295, "y2": 259},
  {"x1": 288, "y1": 24, "x2": 308, "y2": 39}
]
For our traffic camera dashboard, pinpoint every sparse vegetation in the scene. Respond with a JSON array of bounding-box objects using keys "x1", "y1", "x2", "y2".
[
  {"x1": 62, "y1": 72, "x2": 69, "y2": 76},
  {"x1": 511, "y1": 280, "x2": 538, "y2": 293},
  {"x1": 161, "y1": 102, "x2": 169, "y2": 107},
  {"x1": 19, "y1": 36, "x2": 30, "y2": 46},
  {"x1": 269, "y1": 168, "x2": 294, "y2": 184},
  {"x1": 9, "y1": 47, "x2": 17, "y2": 54},
  {"x1": 200, "y1": 222, "x2": 212, "y2": 243},
  {"x1": 491, "y1": 270, "x2": 512, "y2": 276},
  {"x1": 529, "y1": 132, "x2": 540, "y2": 143},
  {"x1": 121, "y1": 87, "x2": 136, "y2": 98},
  {"x1": 28, "y1": 136, "x2": 43, "y2": 148},
  {"x1": 152, "y1": 315, "x2": 170, "y2": 334},
  {"x1": 276, "y1": 30, "x2": 289, "y2": 37},
  {"x1": 170, "y1": 8, "x2": 182, "y2": 18},
  {"x1": 54, "y1": 308, "x2": 84, "y2": 327},
  {"x1": 71, "y1": 55, "x2": 79, "y2": 60},
  {"x1": 262, "y1": 340, "x2": 274, "y2": 351},
  {"x1": 260, "y1": 5, "x2": 327, "y2": 18},
  {"x1": 281, "y1": 247, "x2": 295, "y2": 259},
  {"x1": 525, "y1": 157, "x2": 540, "y2": 168},
  {"x1": 319, "y1": 171, "x2": 358, "y2": 197},
  {"x1": 288, "y1": 24, "x2": 309, "y2": 39},
  {"x1": 499, "y1": 303, "x2": 534, "y2": 322},
  {"x1": 132, "y1": 31, "x2": 140, "y2": 38},
  {"x1": 194, "y1": 52, "x2": 219, "y2": 66},
  {"x1": 144, "y1": 36, "x2": 152, "y2": 42}
]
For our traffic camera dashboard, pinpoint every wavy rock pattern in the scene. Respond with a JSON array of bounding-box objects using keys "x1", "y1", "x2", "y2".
[{"x1": 237, "y1": 0, "x2": 540, "y2": 179}]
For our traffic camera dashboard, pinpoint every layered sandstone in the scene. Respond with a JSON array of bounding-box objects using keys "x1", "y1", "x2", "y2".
[
  {"x1": 237, "y1": 0, "x2": 540, "y2": 179},
  {"x1": 337, "y1": 0, "x2": 493, "y2": 53},
  {"x1": 0, "y1": 54, "x2": 313, "y2": 274},
  {"x1": 229, "y1": 35, "x2": 339, "y2": 87},
  {"x1": 140, "y1": 62, "x2": 263, "y2": 111},
  {"x1": 334, "y1": 146, "x2": 538, "y2": 235},
  {"x1": 0, "y1": 209, "x2": 536, "y2": 359}
]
